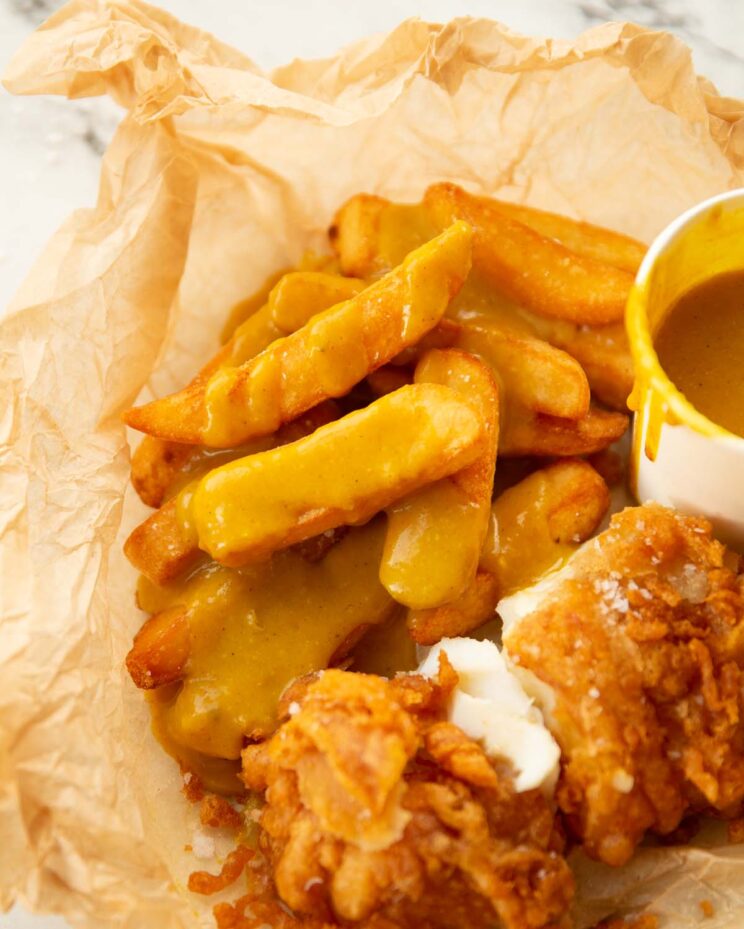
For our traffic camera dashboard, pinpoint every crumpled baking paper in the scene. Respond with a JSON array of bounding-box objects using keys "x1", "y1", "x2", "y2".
[{"x1": 1, "y1": 2, "x2": 743, "y2": 926}]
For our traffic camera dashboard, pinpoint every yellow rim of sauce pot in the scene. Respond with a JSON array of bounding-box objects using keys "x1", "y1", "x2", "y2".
[{"x1": 626, "y1": 188, "x2": 744, "y2": 497}]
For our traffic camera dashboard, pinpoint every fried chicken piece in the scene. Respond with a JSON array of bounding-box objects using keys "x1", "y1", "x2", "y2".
[
  {"x1": 241, "y1": 667, "x2": 574, "y2": 929},
  {"x1": 502, "y1": 503, "x2": 744, "y2": 867}
]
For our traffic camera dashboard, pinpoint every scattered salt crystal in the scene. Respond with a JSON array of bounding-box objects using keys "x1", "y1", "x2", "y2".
[
  {"x1": 288, "y1": 701, "x2": 301, "y2": 716},
  {"x1": 588, "y1": 687, "x2": 600, "y2": 699},
  {"x1": 669, "y1": 563, "x2": 709, "y2": 603},
  {"x1": 183, "y1": 772, "x2": 192, "y2": 785},
  {"x1": 611, "y1": 770, "x2": 634, "y2": 793}
]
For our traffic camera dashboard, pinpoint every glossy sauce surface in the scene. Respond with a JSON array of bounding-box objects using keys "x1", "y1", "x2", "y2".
[
  {"x1": 201, "y1": 223, "x2": 472, "y2": 446},
  {"x1": 381, "y1": 479, "x2": 483, "y2": 608},
  {"x1": 188, "y1": 384, "x2": 482, "y2": 565},
  {"x1": 480, "y1": 470, "x2": 576, "y2": 597},
  {"x1": 139, "y1": 518, "x2": 394, "y2": 766},
  {"x1": 655, "y1": 270, "x2": 744, "y2": 438},
  {"x1": 349, "y1": 608, "x2": 418, "y2": 677}
]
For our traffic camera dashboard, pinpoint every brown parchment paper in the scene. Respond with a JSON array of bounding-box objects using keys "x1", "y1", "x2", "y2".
[{"x1": 2, "y1": 2, "x2": 744, "y2": 926}]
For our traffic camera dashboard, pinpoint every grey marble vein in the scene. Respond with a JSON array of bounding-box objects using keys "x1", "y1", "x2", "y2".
[
  {"x1": 8, "y1": 0, "x2": 60, "y2": 26},
  {"x1": 578, "y1": 0, "x2": 744, "y2": 71},
  {"x1": 578, "y1": 0, "x2": 690, "y2": 28}
]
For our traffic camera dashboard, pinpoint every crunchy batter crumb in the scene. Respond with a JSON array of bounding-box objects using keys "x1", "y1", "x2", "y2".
[
  {"x1": 182, "y1": 769, "x2": 206, "y2": 803},
  {"x1": 200, "y1": 794, "x2": 243, "y2": 830},
  {"x1": 505, "y1": 504, "x2": 744, "y2": 867},
  {"x1": 238, "y1": 664, "x2": 574, "y2": 929},
  {"x1": 188, "y1": 845, "x2": 254, "y2": 896}
]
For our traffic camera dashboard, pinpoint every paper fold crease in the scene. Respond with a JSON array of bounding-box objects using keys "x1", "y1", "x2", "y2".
[{"x1": 1, "y1": 1, "x2": 743, "y2": 926}]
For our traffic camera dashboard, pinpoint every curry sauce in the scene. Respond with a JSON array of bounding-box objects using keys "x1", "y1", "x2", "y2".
[
  {"x1": 655, "y1": 270, "x2": 744, "y2": 438},
  {"x1": 138, "y1": 517, "x2": 394, "y2": 785}
]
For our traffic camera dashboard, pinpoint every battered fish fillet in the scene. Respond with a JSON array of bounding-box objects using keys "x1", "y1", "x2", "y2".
[
  {"x1": 502, "y1": 503, "x2": 744, "y2": 867},
  {"x1": 240, "y1": 666, "x2": 574, "y2": 929}
]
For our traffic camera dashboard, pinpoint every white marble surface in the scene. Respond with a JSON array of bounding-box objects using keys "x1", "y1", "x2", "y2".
[{"x1": 0, "y1": 0, "x2": 742, "y2": 926}]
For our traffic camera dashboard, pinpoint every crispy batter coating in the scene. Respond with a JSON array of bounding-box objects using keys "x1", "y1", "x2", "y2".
[
  {"x1": 200, "y1": 794, "x2": 243, "y2": 830},
  {"x1": 504, "y1": 504, "x2": 744, "y2": 867},
  {"x1": 188, "y1": 846, "x2": 253, "y2": 896},
  {"x1": 240, "y1": 667, "x2": 573, "y2": 929}
]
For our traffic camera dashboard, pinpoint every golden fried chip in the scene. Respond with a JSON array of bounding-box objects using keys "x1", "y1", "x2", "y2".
[
  {"x1": 407, "y1": 571, "x2": 501, "y2": 645},
  {"x1": 479, "y1": 458, "x2": 611, "y2": 594},
  {"x1": 127, "y1": 384, "x2": 484, "y2": 580},
  {"x1": 124, "y1": 497, "x2": 202, "y2": 586},
  {"x1": 328, "y1": 193, "x2": 388, "y2": 277},
  {"x1": 424, "y1": 183, "x2": 634, "y2": 325},
  {"x1": 130, "y1": 402, "x2": 339, "y2": 509},
  {"x1": 136, "y1": 518, "x2": 396, "y2": 755},
  {"x1": 380, "y1": 350, "x2": 499, "y2": 609},
  {"x1": 329, "y1": 195, "x2": 436, "y2": 277},
  {"x1": 126, "y1": 606, "x2": 191, "y2": 689},
  {"x1": 190, "y1": 383, "x2": 483, "y2": 566},
  {"x1": 389, "y1": 317, "x2": 461, "y2": 365},
  {"x1": 219, "y1": 267, "x2": 291, "y2": 342},
  {"x1": 125, "y1": 404, "x2": 341, "y2": 583},
  {"x1": 446, "y1": 266, "x2": 632, "y2": 411},
  {"x1": 268, "y1": 270, "x2": 365, "y2": 332},
  {"x1": 526, "y1": 315, "x2": 633, "y2": 411},
  {"x1": 329, "y1": 190, "x2": 636, "y2": 409},
  {"x1": 123, "y1": 222, "x2": 473, "y2": 446},
  {"x1": 220, "y1": 253, "x2": 344, "y2": 341},
  {"x1": 501, "y1": 404, "x2": 628, "y2": 457},
  {"x1": 129, "y1": 272, "x2": 361, "y2": 505},
  {"x1": 454, "y1": 318, "x2": 590, "y2": 420},
  {"x1": 131, "y1": 438, "x2": 197, "y2": 509},
  {"x1": 480, "y1": 199, "x2": 646, "y2": 274},
  {"x1": 408, "y1": 460, "x2": 609, "y2": 644}
]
